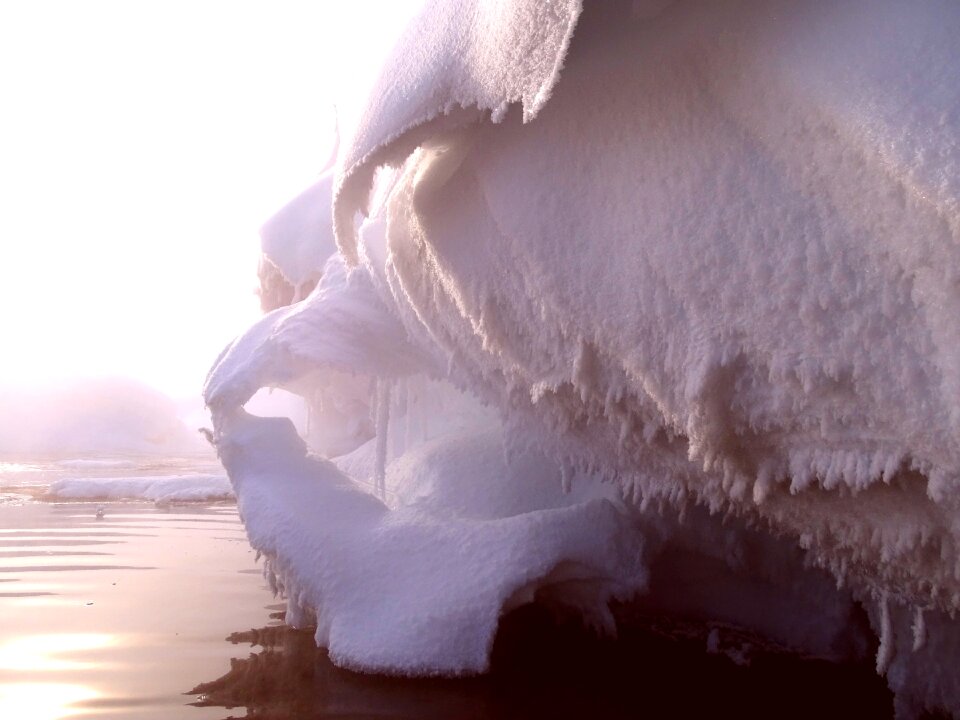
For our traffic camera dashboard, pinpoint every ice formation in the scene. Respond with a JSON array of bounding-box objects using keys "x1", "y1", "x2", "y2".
[
  {"x1": 47, "y1": 474, "x2": 233, "y2": 503},
  {"x1": 206, "y1": 0, "x2": 960, "y2": 714}
]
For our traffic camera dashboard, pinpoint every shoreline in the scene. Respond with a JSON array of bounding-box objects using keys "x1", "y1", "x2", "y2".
[{"x1": 0, "y1": 498, "x2": 894, "y2": 719}]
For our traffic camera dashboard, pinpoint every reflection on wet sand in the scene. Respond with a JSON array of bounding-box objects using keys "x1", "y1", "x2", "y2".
[{"x1": 190, "y1": 603, "x2": 893, "y2": 720}]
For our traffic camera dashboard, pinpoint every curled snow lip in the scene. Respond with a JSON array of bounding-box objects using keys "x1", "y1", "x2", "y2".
[{"x1": 331, "y1": 0, "x2": 584, "y2": 262}]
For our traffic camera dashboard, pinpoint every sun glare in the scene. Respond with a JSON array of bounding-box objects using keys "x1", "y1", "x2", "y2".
[
  {"x1": 0, "y1": 0, "x2": 422, "y2": 398},
  {"x1": 0, "y1": 682, "x2": 99, "y2": 720},
  {"x1": 0, "y1": 634, "x2": 114, "y2": 720},
  {"x1": 0, "y1": 633, "x2": 115, "y2": 672}
]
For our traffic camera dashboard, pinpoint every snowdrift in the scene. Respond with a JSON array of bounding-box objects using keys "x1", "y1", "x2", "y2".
[
  {"x1": 47, "y1": 474, "x2": 232, "y2": 503},
  {"x1": 207, "y1": 0, "x2": 960, "y2": 715}
]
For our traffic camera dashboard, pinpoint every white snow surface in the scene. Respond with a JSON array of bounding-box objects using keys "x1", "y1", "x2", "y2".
[
  {"x1": 47, "y1": 474, "x2": 233, "y2": 503},
  {"x1": 207, "y1": 0, "x2": 960, "y2": 715},
  {"x1": 259, "y1": 171, "x2": 338, "y2": 293},
  {"x1": 332, "y1": 0, "x2": 583, "y2": 260},
  {"x1": 217, "y1": 411, "x2": 645, "y2": 674}
]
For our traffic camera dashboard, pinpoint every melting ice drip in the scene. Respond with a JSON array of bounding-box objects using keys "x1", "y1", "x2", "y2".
[{"x1": 206, "y1": 0, "x2": 960, "y2": 715}]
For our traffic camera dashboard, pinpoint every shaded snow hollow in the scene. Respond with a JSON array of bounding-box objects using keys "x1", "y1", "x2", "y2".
[{"x1": 206, "y1": 0, "x2": 960, "y2": 716}]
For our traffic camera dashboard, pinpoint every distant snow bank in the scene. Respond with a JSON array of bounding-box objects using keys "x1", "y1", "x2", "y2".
[
  {"x1": 0, "y1": 378, "x2": 209, "y2": 457},
  {"x1": 205, "y1": 0, "x2": 960, "y2": 715},
  {"x1": 47, "y1": 474, "x2": 233, "y2": 503}
]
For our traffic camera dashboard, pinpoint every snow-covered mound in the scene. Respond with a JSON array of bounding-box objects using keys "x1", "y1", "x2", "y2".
[
  {"x1": 207, "y1": 0, "x2": 960, "y2": 715},
  {"x1": 0, "y1": 378, "x2": 208, "y2": 456},
  {"x1": 217, "y1": 411, "x2": 645, "y2": 674},
  {"x1": 47, "y1": 474, "x2": 232, "y2": 503}
]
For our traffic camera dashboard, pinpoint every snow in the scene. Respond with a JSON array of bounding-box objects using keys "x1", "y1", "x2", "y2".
[
  {"x1": 47, "y1": 474, "x2": 233, "y2": 503},
  {"x1": 332, "y1": 0, "x2": 583, "y2": 262},
  {"x1": 206, "y1": 0, "x2": 960, "y2": 715},
  {"x1": 216, "y1": 410, "x2": 645, "y2": 673},
  {"x1": 258, "y1": 172, "x2": 338, "y2": 307}
]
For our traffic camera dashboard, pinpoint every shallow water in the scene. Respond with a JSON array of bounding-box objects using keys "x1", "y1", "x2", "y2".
[
  {"x1": 0, "y1": 470, "x2": 895, "y2": 719},
  {"x1": 187, "y1": 605, "x2": 895, "y2": 720},
  {"x1": 0, "y1": 501, "x2": 271, "y2": 719}
]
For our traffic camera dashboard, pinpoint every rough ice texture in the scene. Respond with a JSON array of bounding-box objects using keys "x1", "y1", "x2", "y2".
[
  {"x1": 207, "y1": 0, "x2": 960, "y2": 715},
  {"x1": 47, "y1": 474, "x2": 233, "y2": 503},
  {"x1": 332, "y1": 0, "x2": 583, "y2": 261},
  {"x1": 217, "y1": 411, "x2": 645, "y2": 674}
]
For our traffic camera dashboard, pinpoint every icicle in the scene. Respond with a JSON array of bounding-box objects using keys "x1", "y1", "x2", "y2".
[
  {"x1": 618, "y1": 414, "x2": 633, "y2": 450},
  {"x1": 706, "y1": 628, "x2": 720, "y2": 654},
  {"x1": 402, "y1": 377, "x2": 414, "y2": 452},
  {"x1": 411, "y1": 375, "x2": 430, "y2": 443},
  {"x1": 876, "y1": 593, "x2": 895, "y2": 675},
  {"x1": 753, "y1": 472, "x2": 773, "y2": 504},
  {"x1": 374, "y1": 378, "x2": 392, "y2": 500},
  {"x1": 912, "y1": 606, "x2": 927, "y2": 652},
  {"x1": 396, "y1": 378, "x2": 409, "y2": 459},
  {"x1": 304, "y1": 389, "x2": 313, "y2": 441}
]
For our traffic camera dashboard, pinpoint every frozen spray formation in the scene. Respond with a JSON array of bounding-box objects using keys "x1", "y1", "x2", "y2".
[{"x1": 206, "y1": 0, "x2": 960, "y2": 714}]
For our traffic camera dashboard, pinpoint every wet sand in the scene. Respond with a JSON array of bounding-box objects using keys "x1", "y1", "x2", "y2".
[{"x1": 0, "y1": 499, "x2": 894, "y2": 720}]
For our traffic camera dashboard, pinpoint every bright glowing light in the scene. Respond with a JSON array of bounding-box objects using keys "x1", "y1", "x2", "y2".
[
  {"x1": 0, "y1": 683, "x2": 98, "y2": 720},
  {"x1": 0, "y1": 463, "x2": 41, "y2": 473},
  {"x1": 0, "y1": 1, "x2": 421, "y2": 398},
  {"x1": 0, "y1": 635, "x2": 114, "y2": 718},
  {"x1": 0, "y1": 634, "x2": 114, "y2": 672}
]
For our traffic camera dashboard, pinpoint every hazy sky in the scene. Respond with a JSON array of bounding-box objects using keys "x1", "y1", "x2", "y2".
[{"x1": 0, "y1": 1, "x2": 419, "y2": 398}]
